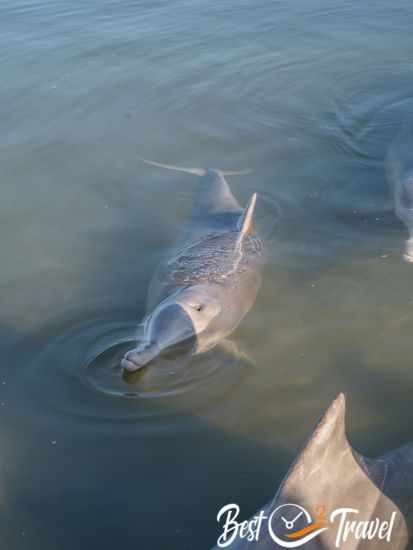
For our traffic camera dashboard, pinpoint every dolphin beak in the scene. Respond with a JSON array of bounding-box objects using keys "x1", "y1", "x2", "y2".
[
  {"x1": 121, "y1": 303, "x2": 196, "y2": 372},
  {"x1": 121, "y1": 343, "x2": 160, "y2": 372}
]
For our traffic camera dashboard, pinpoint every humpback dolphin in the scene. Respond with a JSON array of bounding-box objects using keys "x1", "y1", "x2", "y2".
[
  {"x1": 213, "y1": 395, "x2": 413, "y2": 549},
  {"x1": 386, "y1": 126, "x2": 413, "y2": 262},
  {"x1": 121, "y1": 160, "x2": 264, "y2": 372}
]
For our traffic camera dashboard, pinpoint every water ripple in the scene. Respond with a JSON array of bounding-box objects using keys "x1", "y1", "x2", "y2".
[{"x1": 8, "y1": 316, "x2": 248, "y2": 426}]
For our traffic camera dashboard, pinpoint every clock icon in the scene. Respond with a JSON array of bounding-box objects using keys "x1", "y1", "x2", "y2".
[{"x1": 268, "y1": 503, "x2": 328, "y2": 548}]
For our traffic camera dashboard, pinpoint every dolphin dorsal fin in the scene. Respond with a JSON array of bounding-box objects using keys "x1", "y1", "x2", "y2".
[
  {"x1": 271, "y1": 394, "x2": 397, "y2": 541},
  {"x1": 237, "y1": 193, "x2": 257, "y2": 236},
  {"x1": 213, "y1": 395, "x2": 408, "y2": 549},
  {"x1": 280, "y1": 394, "x2": 348, "y2": 501}
]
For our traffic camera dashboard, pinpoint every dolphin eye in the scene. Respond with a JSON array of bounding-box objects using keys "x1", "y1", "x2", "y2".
[{"x1": 190, "y1": 303, "x2": 203, "y2": 312}]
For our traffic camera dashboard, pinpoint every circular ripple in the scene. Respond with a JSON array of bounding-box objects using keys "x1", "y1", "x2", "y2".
[{"x1": 8, "y1": 316, "x2": 249, "y2": 425}]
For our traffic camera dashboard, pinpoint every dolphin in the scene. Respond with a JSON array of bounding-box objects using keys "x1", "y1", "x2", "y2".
[
  {"x1": 213, "y1": 394, "x2": 413, "y2": 549},
  {"x1": 121, "y1": 159, "x2": 264, "y2": 372},
  {"x1": 386, "y1": 126, "x2": 413, "y2": 262}
]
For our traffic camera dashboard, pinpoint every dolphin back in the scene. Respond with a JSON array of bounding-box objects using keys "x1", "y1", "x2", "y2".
[{"x1": 212, "y1": 395, "x2": 411, "y2": 549}]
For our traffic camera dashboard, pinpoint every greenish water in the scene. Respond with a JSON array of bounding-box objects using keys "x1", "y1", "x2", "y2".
[{"x1": 2, "y1": 1, "x2": 413, "y2": 548}]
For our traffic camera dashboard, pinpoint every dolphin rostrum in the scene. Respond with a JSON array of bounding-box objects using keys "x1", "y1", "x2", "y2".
[
  {"x1": 121, "y1": 160, "x2": 264, "y2": 372},
  {"x1": 213, "y1": 394, "x2": 413, "y2": 549}
]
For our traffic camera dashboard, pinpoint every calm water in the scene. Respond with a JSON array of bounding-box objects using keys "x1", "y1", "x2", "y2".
[{"x1": 2, "y1": 1, "x2": 413, "y2": 548}]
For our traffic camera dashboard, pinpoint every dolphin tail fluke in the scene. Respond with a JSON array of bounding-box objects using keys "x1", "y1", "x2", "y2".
[
  {"x1": 138, "y1": 157, "x2": 206, "y2": 176},
  {"x1": 219, "y1": 169, "x2": 253, "y2": 176},
  {"x1": 138, "y1": 157, "x2": 252, "y2": 178}
]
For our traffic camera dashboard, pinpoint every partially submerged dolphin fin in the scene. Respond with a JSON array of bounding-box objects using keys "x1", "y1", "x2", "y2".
[
  {"x1": 217, "y1": 339, "x2": 255, "y2": 368},
  {"x1": 237, "y1": 193, "x2": 257, "y2": 236},
  {"x1": 138, "y1": 156, "x2": 251, "y2": 177},
  {"x1": 278, "y1": 394, "x2": 387, "y2": 501},
  {"x1": 213, "y1": 394, "x2": 410, "y2": 549}
]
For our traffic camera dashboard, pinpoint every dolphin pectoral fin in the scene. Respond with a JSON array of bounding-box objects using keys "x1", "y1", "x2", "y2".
[{"x1": 217, "y1": 339, "x2": 255, "y2": 368}]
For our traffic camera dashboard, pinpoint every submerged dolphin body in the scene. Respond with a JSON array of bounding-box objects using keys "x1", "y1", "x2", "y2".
[
  {"x1": 121, "y1": 160, "x2": 264, "y2": 372},
  {"x1": 386, "y1": 126, "x2": 413, "y2": 262},
  {"x1": 213, "y1": 395, "x2": 413, "y2": 549}
]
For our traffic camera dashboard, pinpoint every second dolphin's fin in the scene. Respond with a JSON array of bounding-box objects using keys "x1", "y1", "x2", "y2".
[{"x1": 213, "y1": 395, "x2": 409, "y2": 549}]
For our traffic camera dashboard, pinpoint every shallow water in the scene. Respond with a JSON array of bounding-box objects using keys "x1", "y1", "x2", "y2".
[{"x1": 2, "y1": 1, "x2": 413, "y2": 548}]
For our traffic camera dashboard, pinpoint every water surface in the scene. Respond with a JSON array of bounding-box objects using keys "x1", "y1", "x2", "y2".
[{"x1": 2, "y1": 1, "x2": 413, "y2": 548}]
